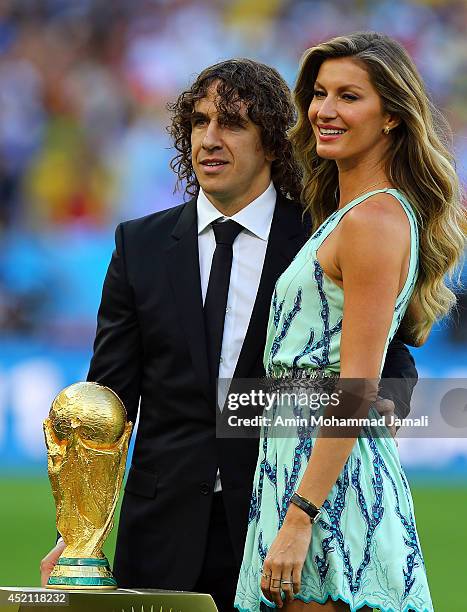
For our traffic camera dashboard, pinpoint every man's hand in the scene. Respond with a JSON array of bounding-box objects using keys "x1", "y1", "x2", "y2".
[
  {"x1": 375, "y1": 396, "x2": 397, "y2": 440},
  {"x1": 40, "y1": 539, "x2": 65, "y2": 587}
]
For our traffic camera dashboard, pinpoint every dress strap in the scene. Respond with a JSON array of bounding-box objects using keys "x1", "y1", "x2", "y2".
[{"x1": 385, "y1": 189, "x2": 419, "y2": 309}]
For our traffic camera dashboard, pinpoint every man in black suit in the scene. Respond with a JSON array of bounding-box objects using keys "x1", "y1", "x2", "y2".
[{"x1": 41, "y1": 59, "x2": 417, "y2": 611}]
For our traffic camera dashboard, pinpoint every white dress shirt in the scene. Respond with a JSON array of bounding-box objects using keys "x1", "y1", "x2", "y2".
[{"x1": 197, "y1": 182, "x2": 277, "y2": 490}]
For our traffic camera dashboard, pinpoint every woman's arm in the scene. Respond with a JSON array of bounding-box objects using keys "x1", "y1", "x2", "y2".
[
  {"x1": 261, "y1": 195, "x2": 411, "y2": 607},
  {"x1": 295, "y1": 197, "x2": 409, "y2": 499}
]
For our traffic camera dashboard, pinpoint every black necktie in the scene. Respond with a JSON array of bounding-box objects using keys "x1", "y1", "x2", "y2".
[{"x1": 204, "y1": 219, "x2": 243, "y2": 383}]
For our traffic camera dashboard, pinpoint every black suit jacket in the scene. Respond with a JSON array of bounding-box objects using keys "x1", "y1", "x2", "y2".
[{"x1": 87, "y1": 193, "x2": 417, "y2": 589}]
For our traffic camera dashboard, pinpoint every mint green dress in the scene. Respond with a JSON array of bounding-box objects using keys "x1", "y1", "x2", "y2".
[{"x1": 234, "y1": 189, "x2": 433, "y2": 612}]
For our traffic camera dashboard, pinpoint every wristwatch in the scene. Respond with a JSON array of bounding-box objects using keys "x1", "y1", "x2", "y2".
[{"x1": 290, "y1": 492, "x2": 321, "y2": 523}]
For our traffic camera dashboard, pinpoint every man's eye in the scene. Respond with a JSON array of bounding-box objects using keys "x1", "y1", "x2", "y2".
[
  {"x1": 192, "y1": 118, "x2": 207, "y2": 126},
  {"x1": 220, "y1": 119, "x2": 243, "y2": 129}
]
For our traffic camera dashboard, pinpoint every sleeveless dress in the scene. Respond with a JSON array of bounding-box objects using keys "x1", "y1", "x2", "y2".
[{"x1": 234, "y1": 189, "x2": 433, "y2": 612}]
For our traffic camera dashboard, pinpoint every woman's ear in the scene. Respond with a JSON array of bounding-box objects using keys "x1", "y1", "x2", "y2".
[{"x1": 384, "y1": 113, "x2": 401, "y2": 131}]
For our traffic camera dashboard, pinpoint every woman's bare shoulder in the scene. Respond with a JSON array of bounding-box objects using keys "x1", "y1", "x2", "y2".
[{"x1": 339, "y1": 192, "x2": 410, "y2": 246}]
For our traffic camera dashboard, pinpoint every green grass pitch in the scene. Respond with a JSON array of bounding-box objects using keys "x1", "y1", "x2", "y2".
[{"x1": 0, "y1": 476, "x2": 465, "y2": 610}]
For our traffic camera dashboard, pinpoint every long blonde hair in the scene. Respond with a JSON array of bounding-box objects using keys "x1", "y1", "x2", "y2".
[{"x1": 290, "y1": 31, "x2": 465, "y2": 342}]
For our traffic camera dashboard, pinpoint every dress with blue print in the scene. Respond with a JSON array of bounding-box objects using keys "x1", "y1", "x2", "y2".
[{"x1": 234, "y1": 189, "x2": 433, "y2": 612}]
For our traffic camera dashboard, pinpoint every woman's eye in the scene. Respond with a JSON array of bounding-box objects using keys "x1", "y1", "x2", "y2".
[
  {"x1": 342, "y1": 94, "x2": 358, "y2": 101},
  {"x1": 313, "y1": 90, "x2": 325, "y2": 98}
]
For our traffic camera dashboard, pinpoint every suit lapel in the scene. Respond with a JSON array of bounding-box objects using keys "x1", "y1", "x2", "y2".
[
  {"x1": 166, "y1": 199, "x2": 211, "y2": 401},
  {"x1": 233, "y1": 196, "x2": 307, "y2": 378}
]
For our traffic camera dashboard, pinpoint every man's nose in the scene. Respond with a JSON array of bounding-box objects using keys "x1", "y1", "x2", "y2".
[
  {"x1": 317, "y1": 95, "x2": 338, "y2": 120},
  {"x1": 202, "y1": 121, "x2": 222, "y2": 150}
]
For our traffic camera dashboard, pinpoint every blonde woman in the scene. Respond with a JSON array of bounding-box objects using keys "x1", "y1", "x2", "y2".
[{"x1": 235, "y1": 32, "x2": 464, "y2": 612}]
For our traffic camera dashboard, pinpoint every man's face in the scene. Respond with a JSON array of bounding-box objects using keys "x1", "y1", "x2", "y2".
[{"x1": 191, "y1": 82, "x2": 274, "y2": 211}]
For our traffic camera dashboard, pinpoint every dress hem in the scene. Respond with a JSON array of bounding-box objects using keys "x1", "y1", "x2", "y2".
[{"x1": 234, "y1": 591, "x2": 432, "y2": 612}]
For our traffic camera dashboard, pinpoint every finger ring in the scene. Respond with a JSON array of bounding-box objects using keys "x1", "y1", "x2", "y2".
[
  {"x1": 271, "y1": 578, "x2": 282, "y2": 587},
  {"x1": 261, "y1": 572, "x2": 271, "y2": 579},
  {"x1": 281, "y1": 580, "x2": 293, "y2": 585}
]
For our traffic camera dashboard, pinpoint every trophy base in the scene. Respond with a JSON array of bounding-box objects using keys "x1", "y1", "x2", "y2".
[
  {"x1": 46, "y1": 557, "x2": 117, "y2": 590},
  {"x1": 1, "y1": 587, "x2": 219, "y2": 611}
]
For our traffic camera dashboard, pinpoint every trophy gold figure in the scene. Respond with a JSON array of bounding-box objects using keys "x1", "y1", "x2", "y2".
[{"x1": 43, "y1": 382, "x2": 132, "y2": 589}]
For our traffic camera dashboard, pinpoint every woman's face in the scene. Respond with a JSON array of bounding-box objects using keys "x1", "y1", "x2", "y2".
[{"x1": 308, "y1": 57, "x2": 394, "y2": 165}]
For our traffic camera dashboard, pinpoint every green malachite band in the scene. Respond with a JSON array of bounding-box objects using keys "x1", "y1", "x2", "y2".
[
  {"x1": 48, "y1": 577, "x2": 117, "y2": 586},
  {"x1": 57, "y1": 557, "x2": 110, "y2": 567}
]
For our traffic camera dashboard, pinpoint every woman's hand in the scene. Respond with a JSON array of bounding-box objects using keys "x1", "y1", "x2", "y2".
[{"x1": 261, "y1": 505, "x2": 312, "y2": 608}]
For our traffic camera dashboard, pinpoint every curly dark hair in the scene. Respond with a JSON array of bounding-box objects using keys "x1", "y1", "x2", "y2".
[{"x1": 168, "y1": 58, "x2": 302, "y2": 201}]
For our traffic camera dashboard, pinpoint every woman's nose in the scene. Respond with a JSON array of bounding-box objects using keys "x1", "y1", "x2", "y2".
[{"x1": 317, "y1": 96, "x2": 338, "y2": 120}]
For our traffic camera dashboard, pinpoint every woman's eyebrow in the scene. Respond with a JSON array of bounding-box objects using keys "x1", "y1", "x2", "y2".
[{"x1": 314, "y1": 80, "x2": 366, "y2": 92}]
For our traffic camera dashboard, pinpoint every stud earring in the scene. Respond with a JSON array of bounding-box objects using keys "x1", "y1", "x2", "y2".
[{"x1": 383, "y1": 126, "x2": 390, "y2": 135}]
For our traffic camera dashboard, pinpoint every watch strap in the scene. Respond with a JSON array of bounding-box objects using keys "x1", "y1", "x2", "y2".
[{"x1": 290, "y1": 492, "x2": 321, "y2": 523}]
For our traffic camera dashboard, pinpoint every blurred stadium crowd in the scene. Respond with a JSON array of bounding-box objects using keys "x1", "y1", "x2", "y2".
[{"x1": 0, "y1": 0, "x2": 465, "y2": 344}]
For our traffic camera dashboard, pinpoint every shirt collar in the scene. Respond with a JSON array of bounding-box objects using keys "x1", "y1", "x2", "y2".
[{"x1": 197, "y1": 181, "x2": 277, "y2": 241}]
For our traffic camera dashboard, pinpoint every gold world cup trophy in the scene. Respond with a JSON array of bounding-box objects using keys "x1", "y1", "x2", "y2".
[{"x1": 43, "y1": 382, "x2": 133, "y2": 589}]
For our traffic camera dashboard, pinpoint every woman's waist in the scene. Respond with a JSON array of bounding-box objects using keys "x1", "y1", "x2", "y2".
[
  {"x1": 266, "y1": 365, "x2": 340, "y2": 392},
  {"x1": 268, "y1": 363, "x2": 339, "y2": 378}
]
